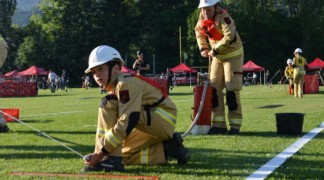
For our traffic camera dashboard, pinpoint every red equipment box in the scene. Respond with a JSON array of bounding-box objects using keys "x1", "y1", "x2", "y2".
[{"x1": 1, "y1": 108, "x2": 19, "y2": 122}]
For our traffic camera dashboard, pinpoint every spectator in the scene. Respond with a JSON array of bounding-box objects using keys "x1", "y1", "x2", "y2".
[
  {"x1": 84, "y1": 74, "x2": 90, "y2": 89},
  {"x1": 252, "y1": 72, "x2": 257, "y2": 85},
  {"x1": 246, "y1": 73, "x2": 252, "y2": 83},
  {"x1": 132, "y1": 50, "x2": 150, "y2": 76},
  {"x1": 166, "y1": 68, "x2": 174, "y2": 90},
  {"x1": 265, "y1": 70, "x2": 271, "y2": 85},
  {"x1": 47, "y1": 69, "x2": 57, "y2": 93},
  {"x1": 61, "y1": 69, "x2": 68, "y2": 91}
]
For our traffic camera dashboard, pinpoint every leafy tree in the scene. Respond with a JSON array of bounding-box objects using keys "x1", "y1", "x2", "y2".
[
  {"x1": 0, "y1": 0, "x2": 17, "y2": 36},
  {"x1": 185, "y1": 0, "x2": 323, "y2": 79},
  {"x1": 298, "y1": 0, "x2": 324, "y2": 59},
  {"x1": 130, "y1": 0, "x2": 196, "y2": 73},
  {"x1": 8, "y1": 0, "x2": 324, "y2": 84}
]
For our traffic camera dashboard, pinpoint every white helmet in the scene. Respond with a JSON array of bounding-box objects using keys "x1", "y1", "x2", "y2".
[
  {"x1": 85, "y1": 45, "x2": 124, "y2": 73},
  {"x1": 287, "y1": 59, "x2": 293, "y2": 64},
  {"x1": 294, "y1": 48, "x2": 302, "y2": 54},
  {"x1": 198, "y1": 0, "x2": 220, "y2": 8}
]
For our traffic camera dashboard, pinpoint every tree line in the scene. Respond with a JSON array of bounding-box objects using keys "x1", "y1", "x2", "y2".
[{"x1": 1, "y1": 0, "x2": 323, "y2": 85}]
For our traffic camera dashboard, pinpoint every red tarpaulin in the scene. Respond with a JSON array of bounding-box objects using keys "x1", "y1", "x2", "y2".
[
  {"x1": 243, "y1": 60, "x2": 265, "y2": 71},
  {"x1": 18, "y1": 65, "x2": 48, "y2": 76},
  {"x1": 303, "y1": 75, "x2": 319, "y2": 94},
  {"x1": 0, "y1": 81, "x2": 37, "y2": 97},
  {"x1": 121, "y1": 66, "x2": 136, "y2": 74},
  {"x1": 4, "y1": 70, "x2": 18, "y2": 77},
  {"x1": 307, "y1": 58, "x2": 324, "y2": 70},
  {"x1": 170, "y1": 63, "x2": 197, "y2": 73}
]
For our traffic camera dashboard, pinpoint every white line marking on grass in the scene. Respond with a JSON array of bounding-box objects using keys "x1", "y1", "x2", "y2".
[
  {"x1": 82, "y1": 125, "x2": 97, "y2": 128},
  {"x1": 20, "y1": 110, "x2": 85, "y2": 118},
  {"x1": 246, "y1": 122, "x2": 324, "y2": 180}
]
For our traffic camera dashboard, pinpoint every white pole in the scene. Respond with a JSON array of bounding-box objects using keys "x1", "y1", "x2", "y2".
[
  {"x1": 259, "y1": 70, "x2": 261, "y2": 85},
  {"x1": 179, "y1": 26, "x2": 182, "y2": 64},
  {"x1": 153, "y1": 54, "x2": 155, "y2": 75}
]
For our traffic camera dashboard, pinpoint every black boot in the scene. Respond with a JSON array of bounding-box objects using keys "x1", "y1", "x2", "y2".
[
  {"x1": 163, "y1": 133, "x2": 190, "y2": 165},
  {"x1": 81, "y1": 156, "x2": 125, "y2": 172},
  {"x1": 228, "y1": 128, "x2": 240, "y2": 135},
  {"x1": 207, "y1": 127, "x2": 228, "y2": 135},
  {"x1": 0, "y1": 125, "x2": 9, "y2": 133}
]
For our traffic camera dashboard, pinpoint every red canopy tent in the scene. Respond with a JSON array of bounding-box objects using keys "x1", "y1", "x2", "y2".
[
  {"x1": 170, "y1": 63, "x2": 197, "y2": 73},
  {"x1": 170, "y1": 63, "x2": 197, "y2": 86},
  {"x1": 18, "y1": 65, "x2": 48, "y2": 76},
  {"x1": 243, "y1": 60, "x2": 265, "y2": 71},
  {"x1": 307, "y1": 58, "x2": 324, "y2": 70},
  {"x1": 121, "y1": 66, "x2": 136, "y2": 74},
  {"x1": 243, "y1": 60, "x2": 265, "y2": 84},
  {"x1": 4, "y1": 70, "x2": 19, "y2": 77}
]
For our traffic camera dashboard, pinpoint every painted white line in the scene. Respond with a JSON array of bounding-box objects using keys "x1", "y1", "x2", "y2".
[
  {"x1": 320, "y1": 122, "x2": 324, "y2": 128},
  {"x1": 20, "y1": 110, "x2": 86, "y2": 118},
  {"x1": 82, "y1": 124, "x2": 97, "y2": 128},
  {"x1": 246, "y1": 123, "x2": 324, "y2": 180}
]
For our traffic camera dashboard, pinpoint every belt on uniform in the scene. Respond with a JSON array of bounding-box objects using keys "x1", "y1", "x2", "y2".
[{"x1": 144, "y1": 96, "x2": 165, "y2": 126}]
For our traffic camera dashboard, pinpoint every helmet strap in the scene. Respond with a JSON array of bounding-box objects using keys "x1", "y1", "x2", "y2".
[
  {"x1": 107, "y1": 65, "x2": 113, "y2": 85},
  {"x1": 106, "y1": 60, "x2": 121, "y2": 86}
]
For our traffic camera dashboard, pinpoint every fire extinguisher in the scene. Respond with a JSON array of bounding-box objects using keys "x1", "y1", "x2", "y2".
[
  {"x1": 181, "y1": 56, "x2": 213, "y2": 138},
  {"x1": 182, "y1": 79, "x2": 212, "y2": 137},
  {"x1": 191, "y1": 84, "x2": 213, "y2": 135}
]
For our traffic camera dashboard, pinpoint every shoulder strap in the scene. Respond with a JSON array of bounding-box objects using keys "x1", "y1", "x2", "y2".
[{"x1": 134, "y1": 75, "x2": 168, "y2": 98}]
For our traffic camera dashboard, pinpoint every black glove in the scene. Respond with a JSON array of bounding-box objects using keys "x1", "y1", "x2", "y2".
[{"x1": 213, "y1": 49, "x2": 219, "y2": 55}]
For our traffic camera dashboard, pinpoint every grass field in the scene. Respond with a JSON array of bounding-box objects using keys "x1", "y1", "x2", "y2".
[{"x1": 1, "y1": 84, "x2": 324, "y2": 179}]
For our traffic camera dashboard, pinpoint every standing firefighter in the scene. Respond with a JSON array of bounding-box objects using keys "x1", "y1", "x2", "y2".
[
  {"x1": 195, "y1": 0, "x2": 244, "y2": 134},
  {"x1": 0, "y1": 34, "x2": 9, "y2": 133},
  {"x1": 285, "y1": 59, "x2": 294, "y2": 94},
  {"x1": 292, "y1": 48, "x2": 307, "y2": 98},
  {"x1": 82, "y1": 45, "x2": 189, "y2": 172}
]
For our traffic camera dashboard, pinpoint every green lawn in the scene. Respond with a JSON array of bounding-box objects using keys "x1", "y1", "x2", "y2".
[{"x1": 1, "y1": 85, "x2": 324, "y2": 179}]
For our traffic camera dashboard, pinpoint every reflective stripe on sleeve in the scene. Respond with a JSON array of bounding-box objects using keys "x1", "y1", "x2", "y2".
[
  {"x1": 96, "y1": 128, "x2": 106, "y2": 137},
  {"x1": 154, "y1": 107, "x2": 176, "y2": 127},
  {"x1": 215, "y1": 47, "x2": 243, "y2": 60},
  {"x1": 217, "y1": 45, "x2": 227, "y2": 52},
  {"x1": 105, "y1": 130, "x2": 122, "y2": 148},
  {"x1": 197, "y1": 39, "x2": 209, "y2": 48}
]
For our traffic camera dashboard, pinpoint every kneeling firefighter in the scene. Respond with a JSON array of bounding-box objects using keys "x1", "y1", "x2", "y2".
[
  {"x1": 0, "y1": 34, "x2": 9, "y2": 133},
  {"x1": 195, "y1": 0, "x2": 244, "y2": 134},
  {"x1": 82, "y1": 45, "x2": 190, "y2": 172}
]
